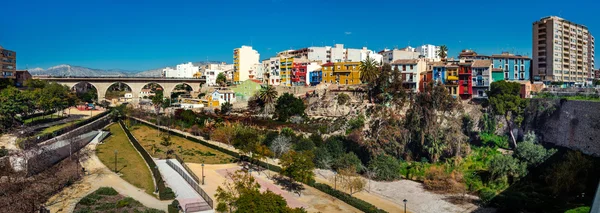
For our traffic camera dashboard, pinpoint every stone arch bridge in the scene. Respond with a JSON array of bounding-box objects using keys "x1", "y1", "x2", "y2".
[{"x1": 35, "y1": 76, "x2": 205, "y2": 103}]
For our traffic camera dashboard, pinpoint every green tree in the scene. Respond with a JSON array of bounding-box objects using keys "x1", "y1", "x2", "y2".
[
  {"x1": 215, "y1": 170, "x2": 261, "y2": 212},
  {"x1": 294, "y1": 138, "x2": 315, "y2": 152},
  {"x1": 514, "y1": 133, "x2": 556, "y2": 166},
  {"x1": 274, "y1": 93, "x2": 305, "y2": 122},
  {"x1": 488, "y1": 154, "x2": 527, "y2": 182},
  {"x1": 235, "y1": 189, "x2": 307, "y2": 213},
  {"x1": 216, "y1": 73, "x2": 227, "y2": 87},
  {"x1": 487, "y1": 81, "x2": 527, "y2": 148},
  {"x1": 151, "y1": 91, "x2": 164, "y2": 114},
  {"x1": 359, "y1": 56, "x2": 379, "y2": 102},
  {"x1": 333, "y1": 152, "x2": 364, "y2": 173},
  {"x1": 258, "y1": 85, "x2": 278, "y2": 115},
  {"x1": 280, "y1": 150, "x2": 315, "y2": 184},
  {"x1": 437, "y1": 45, "x2": 448, "y2": 60},
  {"x1": 368, "y1": 154, "x2": 402, "y2": 181},
  {"x1": 221, "y1": 102, "x2": 233, "y2": 115},
  {"x1": 0, "y1": 87, "x2": 29, "y2": 130}
]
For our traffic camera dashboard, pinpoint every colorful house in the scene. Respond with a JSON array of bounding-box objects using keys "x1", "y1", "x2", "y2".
[
  {"x1": 491, "y1": 52, "x2": 531, "y2": 82},
  {"x1": 391, "y1": 59, "x2": 427, "y2": 93},
  {"x1": 291, "y1": 61, "x2": 307, "y2": 86},
  {"x1": 471, "y1": 60, "x2": 492, "y2": 99},
  {"x1": 232, "y1": 79, "x2": 263, "y2": 101},
  {"x1": 446, "y1": 64, "x2": 459, "y2": 98},
  {"x1": 321, "y1": 62, "x2": 361, "y2": 85},
  {"x1": 309, "y1": 69, "x2": 322, "y2": 86},
  {"x1": 431, "y1": 62, "x2": 446, "y2": 84},
  {"x1": 458, "y1": 62, "x2": 473, "y2": 100},
  {"x1": 207, "y1": 89, "x2": 236, "y2": 108},
  {"x1": 280, "y1": 57, "x2": 294, "y2": 86}
]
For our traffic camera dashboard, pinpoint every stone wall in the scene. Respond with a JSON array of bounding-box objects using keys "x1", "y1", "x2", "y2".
[{"x1": 525, "y1": 99, "x2": 600, "y2": 156}]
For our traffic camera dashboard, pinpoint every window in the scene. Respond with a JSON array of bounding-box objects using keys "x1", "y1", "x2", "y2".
[
  {"x1": 403, "y1": 65, "x2": 406, "y2": 71},
  {"x1": 515, "y1": 72, "x2": 518, "y2": 79},
  {"x1": 504, "y1": 72, "x2": 509, "y2": 79},
  {"x1": 520, "y1": 72, "x2": 524, "y2": 79},
  {"x1": 410, "y1": 65, "x2": 414, "y2": 70},
  {"x1": 505, "y1": 65, "x2": 509, "y2": 71},
  {"x1": 478, "y1": 90, "x2": 484, "y2": 97}
]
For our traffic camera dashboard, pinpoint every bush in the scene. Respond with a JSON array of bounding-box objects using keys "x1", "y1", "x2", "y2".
[
  {"x1": 423, "y1": 166, "x2": 465, "y2": 193},
  {"x1": 565, "y1": 206, "x2": 591, "y2": 213},
  {"x1": 488, "y1": 154, "x2": 527, "y2": 182},
  {"x1": 347, "y1": 114, "x2": 365, "y2": 132},
  {"x1": 78, "y1": 196, "x2": 97, "y2": 206},
  {"x1": 294, "y1": 137, "x2": 315, "y2": 152},
  {"x1": 479, "y1": 133, "x2": 509, "y2": 149},
  {"x1": 95, "y1": 187, "x2": 118, "y2": 196},
  {"x1": 160, "y1": 187, "x2": 176, "y2": 200},
  {"x1": 333, "y1": 152, "x2": 363, "y2": 173},
  {"x1": 368, "y1": 155, "x2": 401, "y2": 181},
  {"x1": 479, "y1": 187, "x2": 497, "y2": 203},
  {"x1": 514, "y1": 141, "x2": 556, "y2": 166},
  {"x1": 116, "y1": 197, "x2": 134, "y2": 208}
]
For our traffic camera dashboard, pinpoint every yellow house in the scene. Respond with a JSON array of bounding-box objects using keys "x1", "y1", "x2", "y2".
[
  {"x1": 280, "y1": 57, "x2": 293, "y2": 86},
  {"x1": 446, "y1": 64, "x2": 459, "y2": 97},
  {"x1": 321, "y1": 62, "x2": 361, "y2": 85}
]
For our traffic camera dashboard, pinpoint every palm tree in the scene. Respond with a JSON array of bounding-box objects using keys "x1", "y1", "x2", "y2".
[
  {"x1": 258, "y1": 85, "x2": 278, "y2": 115},
  {"x1": 359, "y1": 56, "x2": 379, "y2": 102},
  {"x1": 437, "y1": 45, "x2": 448, "y2": 61}
]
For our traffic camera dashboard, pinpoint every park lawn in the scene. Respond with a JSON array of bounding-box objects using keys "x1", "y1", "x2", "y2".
[
  {"x1": 96, "y1": 123, "x2": 155, "y2": 196},
  {"x1": 129, "y1": 123, "x2": 235, "y2": 164}
]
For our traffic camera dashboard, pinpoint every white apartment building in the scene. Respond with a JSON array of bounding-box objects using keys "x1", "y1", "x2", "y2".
[
  {"x1": 360, "y1": 50, "x2": 383, "y2": 64},
  {"x1": 281, "y1": 44, "x2": 379, "y2": 64},
  {"x1": 233, "y1": 46, "x2": 260, "y2": 83},
  {"x1": 416, "y1": 44, "x2": 442, "y2": 61},
  {"x1": 380, "y1": 48, "x2": 422, "y2": 64},
  {"x1": 263, "y1": 57, "x2": 281, "y2": 86},
  {"x1": 202, "y1": 63, "x2": 234, "y2": 86},
  {"x1": 249, "y1": 62, "x2": 264, "y2": 81},
  {"x1": 533, "y1": 16, "x2": 595, "y2": 86},
  {"x1": 163, "y1": 62, "x2": 200, "y2": 78}
]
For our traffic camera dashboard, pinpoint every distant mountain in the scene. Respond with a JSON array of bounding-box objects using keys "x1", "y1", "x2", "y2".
[{"x1": 29, "y1": 61, "x2": 224, "y2": 77}]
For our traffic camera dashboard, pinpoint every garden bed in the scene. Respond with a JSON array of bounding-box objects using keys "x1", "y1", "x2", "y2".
[{"x1": 74, "y1": 187, "x2": 164, "y2": 213}]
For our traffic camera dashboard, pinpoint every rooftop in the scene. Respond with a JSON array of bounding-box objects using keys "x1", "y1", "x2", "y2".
[
  {"x1": 391, "y1": 59, "x2": 419, "y2": 64},
  {"x1": 472, "y1": 60, "x2": 492, "y2": 68}
]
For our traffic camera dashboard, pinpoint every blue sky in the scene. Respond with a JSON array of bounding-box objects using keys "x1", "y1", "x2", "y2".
[{"x1": 1, "y1": 0, "x2": 598, "y2": 71}]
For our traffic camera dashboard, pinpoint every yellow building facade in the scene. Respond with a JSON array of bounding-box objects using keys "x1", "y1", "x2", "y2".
[
  {"x1": 321, "y1": 62, "x2": 361, "y2": 85},
  {"x1": 280, "y1": 57, "x2": 293, "y2": 86},
  {"x1": 446, "y1": 65, "x2": 459, "y2": 97}
]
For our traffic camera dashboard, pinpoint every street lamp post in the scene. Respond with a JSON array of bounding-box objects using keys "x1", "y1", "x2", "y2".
[
  {"x1": 201, "y1": 163, "x2": 205, "y2": 185},
  {"x1": 333, "y1": 171, "x2": 337, "y2": 190},
  {"x1": 114, "y1": 150, "x2": 118, "y2": 173},
  {"x1": 403, "y1": 199, "x2": 407, "y2": 213}
]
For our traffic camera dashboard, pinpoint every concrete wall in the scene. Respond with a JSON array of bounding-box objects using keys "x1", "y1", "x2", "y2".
[{"x1": 526, "y1": 99, "x2": 600, "y2": 156}]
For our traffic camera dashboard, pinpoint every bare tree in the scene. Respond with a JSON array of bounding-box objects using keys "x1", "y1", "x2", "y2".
[{"x1": 269, "y1": 135, "x2": 292, "y2": 158}]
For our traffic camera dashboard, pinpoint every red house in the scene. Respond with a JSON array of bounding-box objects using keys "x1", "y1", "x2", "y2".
[
  {"x1": 291, "y1": 62, "x2": 307, "y2": 86},
  {"x1": 458, "y1": 62, "x2": 473, "y2": 100}
]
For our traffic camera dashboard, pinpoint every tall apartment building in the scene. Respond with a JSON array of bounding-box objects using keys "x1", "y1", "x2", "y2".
[
  {"x1": 163, "y1": 62, "x2": 200, "y2": 78},
  {"x1": 233, "y1": 46, "x2": 260, "y2": 83},
  {"x1": 1, "y1": 46, "x2": 17, "y2": 79},
  {"x1": 416, "y1": 44, "x2": 442, "y2": 61},
  {"x1": 532, "y1": 16, "x2": 595, "y2": 86},
  {"x1": 262, "y1": 57, "x2": 281, "y2": 86}
]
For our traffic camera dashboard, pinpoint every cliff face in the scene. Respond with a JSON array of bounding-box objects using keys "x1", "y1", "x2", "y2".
[{"x1": 524, "y1": 99, "x2": 600, "y2": 156}]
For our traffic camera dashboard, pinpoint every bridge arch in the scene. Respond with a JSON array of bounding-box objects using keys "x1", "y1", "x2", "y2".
[
  {"x1": 139, "y1": 82, "x2": 165, "y2": 99},
  {"x1": 104, "y1": 82, "x2": 133, "y2": 103},
  {"x1": 70, "y1": 82, "x2": 99, "y2": 103}
]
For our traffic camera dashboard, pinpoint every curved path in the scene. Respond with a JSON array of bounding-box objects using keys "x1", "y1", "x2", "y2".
[{"x1": 44, "y1": 140, "x2": 171, "y2": 213}]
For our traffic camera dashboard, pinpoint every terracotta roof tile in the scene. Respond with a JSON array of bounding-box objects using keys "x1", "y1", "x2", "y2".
[
  {"x1": 492, "y1": 68, "x2": 503, "y2": 72},
  {"x1": 472, "y1": 60, "x2": 492, "y2": 68}
]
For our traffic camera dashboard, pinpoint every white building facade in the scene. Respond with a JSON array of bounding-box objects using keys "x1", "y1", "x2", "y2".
[
  {"x1": 380, "y1": 48, "x2": 422, "y2": 64},
  {"x1": 163, "y1": 62, "x2": 200, "y2": 78},
  {"x1": 263, "y1": 57, "x2": 281, "y2": 86},
  {"x1": 416, "y1": 44, "x2": 442, "y2": 61},
  {"x1": 233, "y1": 46, "x2": 260, "y2": 83}
]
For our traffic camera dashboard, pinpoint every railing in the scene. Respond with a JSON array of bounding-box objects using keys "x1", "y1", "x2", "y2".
[
  {"x1": 166, "y1": 159, "x2": 213, "y2": 209},
  {"x1": 118, "y1": 120, "x2": 169, "y2": 200},
  {"x1": 173, "y1": 154, "x2": 200, "y2": 184}
]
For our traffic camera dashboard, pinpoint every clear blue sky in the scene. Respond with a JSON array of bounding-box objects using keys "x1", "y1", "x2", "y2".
[{"x1": 1, "y1": 0, "x2": 598, "y2": 71}]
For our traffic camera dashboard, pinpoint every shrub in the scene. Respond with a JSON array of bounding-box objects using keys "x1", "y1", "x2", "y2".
[
  {"x1": 95, "y1": 187, "x2": 118, "y2": 196},
  {"x1": 347, "y1": 114, "x2": 365, "y2": 132},
  {"x1": 479, "y1": 133, "x2": 509, "y2": 149},
  {"x1": 479, "y1": 187, "x2": 497, "y2": 203},
  {"x1": 333, "y1": 152, "x2": 363, "y2": 173},
  {"x1": 368, "y1": 155, "x2": 401, "y2": 181},
  {"x1": 116, "y1": 198, "x2": 131, "y2": 208},
  {"x1": 78, "y1": 196, "x2": 97, "y2": 206},
  {"x1": 423, "y1": 165, "x2": 465, "y2": 193},
  {"x1": 565, "y1": 206, "x2": 591, "y2": 213},
  {"x1": 294, "y1": 137, "x2": 315, "y2": 152},
  {"x1": 488, "y1": 154, "x2": 527, "y2": 182},
  {"x1": 160, "y1": 187, "x2": 176, "y2": 200},
  {"x1": 514, "y1": 141, "x2": 556, "y2": 166}
]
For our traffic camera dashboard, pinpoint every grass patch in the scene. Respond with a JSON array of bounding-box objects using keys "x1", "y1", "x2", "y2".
[
  {"x1": 74, "y1": 187, "x2": 164, "y2": 213},
  {"x1": 96, "y1": 123, "x2": 155, "y2": 195},
  {"x1": 37, "y1": 119, "x2": 84, "y2": 135},
  {"x1": 129, "y1": 123, "x2": 235, "y2": 164}
]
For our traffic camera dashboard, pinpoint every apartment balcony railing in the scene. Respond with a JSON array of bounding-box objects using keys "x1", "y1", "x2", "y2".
[{"x1": 447, "y1": 76, "x2": 459, "y2": 81}]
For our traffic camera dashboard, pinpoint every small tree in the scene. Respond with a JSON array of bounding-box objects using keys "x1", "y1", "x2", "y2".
[
  {"x1": 216, "y1": 73, "x2": 227, "y2": 87},
  {"x1": 488, "y1": 154, "x2": 527, "y2": 182},
  {"x1": 337, "y1": 167, "x2": 366, "y2": 195},
  {"x1": 215, "y1": 170, "x2": 260, "y2": 212},
  {"x1": 270, "y1": 135, "x2": 292, "y2": 158},
  {"x1": 274, "y1": 93, "x2": 306, "y2": 122},
  {"x1": 220, "y1": 102, "x2": 233, "y2": 115},
  {"x1": 280, "y1": 150, "x2": 315, "y2": 184},
  {"x1": 368, "y1": 154, "x2": 401, "y2": 181}
]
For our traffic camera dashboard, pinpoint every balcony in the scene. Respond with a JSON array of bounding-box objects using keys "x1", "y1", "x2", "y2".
[{"x1": 447, "y1": 76, "x2": 459, "y2": 81}]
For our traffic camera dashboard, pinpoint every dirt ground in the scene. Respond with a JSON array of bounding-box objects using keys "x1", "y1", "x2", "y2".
[
  {"x1": 315, "y1": 169, "x2": 480, "y2": 213},
  {"x1": 186, "y1": 163, "x2": 361, "y2": 213}
]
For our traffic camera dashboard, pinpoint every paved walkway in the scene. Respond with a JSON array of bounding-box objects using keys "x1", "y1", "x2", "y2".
[{"x1": 45, "y1": 139, "x2": 171, "y2": 212}]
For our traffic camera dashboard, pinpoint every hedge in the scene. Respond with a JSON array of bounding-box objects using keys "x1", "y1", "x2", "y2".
[
  {"x1": 19, "y1": 110, "x2": 57, "y2": 121},
  {"x1": 130, "y1": 116, "x2": 387, "y2": 213},
  {"x1": 25, "y1": 116, "x2": 67, "y2": 127},
  {"x1": 118, "y1": 120, "x2": 170, "y2": 200}
]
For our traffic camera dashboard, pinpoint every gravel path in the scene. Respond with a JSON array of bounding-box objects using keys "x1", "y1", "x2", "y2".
[{"x1": 315, "y1": 169, "x2": 480, "y2": 213}]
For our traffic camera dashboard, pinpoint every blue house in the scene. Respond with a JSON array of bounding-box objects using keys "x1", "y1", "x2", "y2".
[
  {"x1": 491, "y1": 52, "x2": 531, "y2": 82},
  {"x1": 431, "y1": 62, "x2": 446, "y2": 84},
  {"x1": 309, "y1": 69, "x2": 322, "y2": 86}
]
